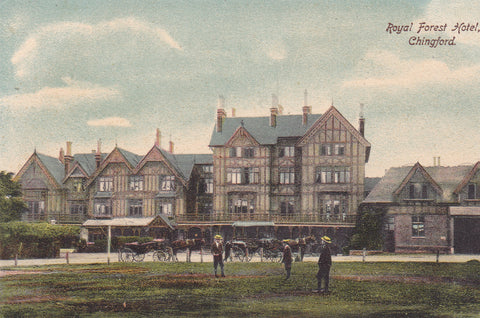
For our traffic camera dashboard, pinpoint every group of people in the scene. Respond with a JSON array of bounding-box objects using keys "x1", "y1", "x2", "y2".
[{"x1": 210, "y1": 234, "x2": 332, "y2": 294}]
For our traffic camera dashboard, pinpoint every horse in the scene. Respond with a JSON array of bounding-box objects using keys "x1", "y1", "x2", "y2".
[
  {"x1": 283, "y1": 235, "x2": 316, "y2": 261},
  {"x1": 169, "y1": 238, "x2": 206, "y2": 262}
]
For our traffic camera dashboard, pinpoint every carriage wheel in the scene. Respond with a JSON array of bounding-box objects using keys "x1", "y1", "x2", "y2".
[
  {"x1": 232, "y1": 246, "x2": 245, "y2": 262},
  {"x1": 133, "y1": 252, "x2": 145, "y2": 262},
  {"x1": 120, "y1": 248, "x2": 135, "y2": 262},
  {"x1": 153, "y1": 250, "x2": 170, "y2": 262}
]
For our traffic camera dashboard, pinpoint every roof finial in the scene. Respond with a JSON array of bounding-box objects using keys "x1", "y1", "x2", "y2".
[{"x1": 331, "y1": 97, "x2": 334, "y2": 106}]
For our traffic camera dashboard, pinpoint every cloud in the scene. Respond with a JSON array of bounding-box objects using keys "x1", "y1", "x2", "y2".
[
  {"x1": 342, "y1": 50, "x2": 480, "y2": 89},
  {"x1": 11, "y1": 17, "x2": 182, "y2": 79},
  {"x1": 0, "y1": 77, "x2": 121, "y2": 110},
  {"x1": 423, "y1": 0, "x2": 480, "y2": 46},
  {"x1": 87, "y1": 117, "x2": 132, "y2": 127}
]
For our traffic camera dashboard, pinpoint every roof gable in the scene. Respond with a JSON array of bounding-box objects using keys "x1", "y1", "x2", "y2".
[
  {"x1": 15, "y1": 152, "x2": 63, "y2": 188},
  {"x1": 394, "y1": 162, "x2": 443, "y2": 196},
  {"x1": 297, "y1": 106, "x2": 370, "y2": 148},
  {"x1": 454, "y1": 161, "x2": 480, "y2": 194},
  {"x1": 225, "y1": 126, "x2": 260, "y2": 147},
  {"x1": 134, "y1": 146, "x2": 188, "y2": 185}
]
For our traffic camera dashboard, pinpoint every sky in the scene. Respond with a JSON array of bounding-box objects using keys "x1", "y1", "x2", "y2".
[{"x1": 1, "y1": 0, "x2": 480, "y2": 177}]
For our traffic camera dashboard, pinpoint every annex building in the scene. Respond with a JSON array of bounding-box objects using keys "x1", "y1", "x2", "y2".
[
  {"x1": 363, "y1": 161, "x2": 480, "y2": 254},
  {"x1": 14, "y1": 94, "x2": 371, "y2": 250}
]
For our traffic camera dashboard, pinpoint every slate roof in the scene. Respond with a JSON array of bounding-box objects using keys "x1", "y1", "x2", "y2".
[
  {"x1": 117, "y1": 148, "x2": 144, "y2": 168},
  {"x1": 364, "y1": 165, "x2": 473, "y2": 203},
  {"x1": 160, "y1": 150, "x2": 213, "y2": 180},
  {"x1": 209, "y1": 114, "x2": 323, "y2": 146},
  {"x1": 36, "y1": 153, "x2": 65, "y2": 185},
  {"x1": 73, "y1": 153, "x2": 108, "y2": 176}
]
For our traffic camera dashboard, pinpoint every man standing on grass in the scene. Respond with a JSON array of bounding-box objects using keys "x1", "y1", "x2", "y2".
[
  {"x1": 211, "y1": 235, "x2": 225, "y2": 277},
  {"x1": 315, "y1": 236, "x2": 332, "y2": 294},
  {"x1": 282, "y1": 240, "x2": 293, "y2": 280}
]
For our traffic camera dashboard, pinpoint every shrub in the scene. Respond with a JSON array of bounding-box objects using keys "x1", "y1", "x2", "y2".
[{"x1": 0, "y1": 221, "x2": 80, "y2": 259}]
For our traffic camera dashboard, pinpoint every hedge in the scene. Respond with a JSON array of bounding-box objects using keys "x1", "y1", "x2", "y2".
[{"x1": 0, "y1": 221, "x2": 80, "y2": 259}]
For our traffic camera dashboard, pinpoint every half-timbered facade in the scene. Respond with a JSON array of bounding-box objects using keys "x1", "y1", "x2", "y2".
[
  {"x1": 14, "y1": 133, "x2": 214, "y2": 232},
  {"x1": 209, "y1": 100, "x2": 370, "y2": 243}
]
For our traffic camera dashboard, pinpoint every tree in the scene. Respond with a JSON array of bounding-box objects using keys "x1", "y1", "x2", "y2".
[
  {"x1": 349, "y1": 205, "x2": 385, "y2": 250},
  {"x1": 0, "y1": 171, "x2": 26, "y2": 222}
]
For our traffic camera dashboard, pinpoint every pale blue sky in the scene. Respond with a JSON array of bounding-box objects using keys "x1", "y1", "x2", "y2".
[{"x1": 1, "y1": 0, "x2": 480, "y2": 177}]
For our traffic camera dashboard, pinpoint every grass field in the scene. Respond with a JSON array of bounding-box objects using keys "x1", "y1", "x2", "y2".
[{"x1": 1, "y1": 261, "x2": 479, "y2": 317}]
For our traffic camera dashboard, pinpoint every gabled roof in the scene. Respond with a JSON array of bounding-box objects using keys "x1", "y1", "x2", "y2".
[
  {"x1": 73, "y1": 153, "x2": 108, "y2": 176},
  {"x1": 14, "y1": 152, "x2": 64, "y2": 189},
  {"x1": 453, "y1": 161, "x2": 480, "y2": 194},
  {"x1": 393, "y1": 162, "x2": 443, "y2": 196},
  {"x1": 209, "y1": 113, "x2": 322, "y2": 146},
  {"x1": 225, "y1": 126, "x2": 260, "y2": 147},
  {"x1": 296, "y1": 106, "x2": 371, "y2": 162},
  {"x1": 364, "y1": 164, "x2": 473, "y2": 203},
  {"x1": 135, "y1": 146, "x2": 213, "y2": 183},
  {"x1": 117, "y1": 148, "x2": 143, "y2": 169}
]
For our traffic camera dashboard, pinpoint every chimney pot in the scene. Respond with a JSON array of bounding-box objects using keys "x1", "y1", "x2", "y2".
[
  {"x1": 232, "y1": 108, "x2": 236, "y2": 117},
  {"x1": 95, "y1": 139, "x2": 102, "y2": 168},
  {"x1": 302, "y1": 106, "x2": 312, "y2": 125},
  {"x1": 216, "y1": 108, "x2": 227, "y2": 132},
  {"x1": 359, "y1": 104, "x2": 365, "y2": 137},
  {"x1": 169, "y1": 141, "x2": 174, "y2": 153},
  {"x1": 155, "y1": 128, "x2": 161, "y2": 147},
  {"x1": 270, "y1": 107, "x2": 278, "y2": 127}
]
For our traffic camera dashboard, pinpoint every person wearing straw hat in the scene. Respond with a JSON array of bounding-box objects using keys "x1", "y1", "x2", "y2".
[
  {"x1": 315, "y1": 236, "x2": 332, "y2": 294},
  {"x1": 281, "y1": 239, "x2": 293, "y2": 280},
  {"x1": 211, "y1": 234, "x2": 225, "y2": 277}
]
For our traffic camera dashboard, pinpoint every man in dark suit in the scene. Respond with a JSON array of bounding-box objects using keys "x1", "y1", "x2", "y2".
[
  {"x1": 211, "y1": 235, "x2": 225, "y2": 277},
  {"x1": 315, "y1": 236, "x2": 332, "y2": 293},
  {"x1": 282, "y1": 240, "x2": 293, "y2": 279}
]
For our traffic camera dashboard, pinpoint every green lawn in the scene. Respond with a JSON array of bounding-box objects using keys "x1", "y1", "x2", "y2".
[{"x1": 1, "y1": 261, "x2": 479, "y2": 317}]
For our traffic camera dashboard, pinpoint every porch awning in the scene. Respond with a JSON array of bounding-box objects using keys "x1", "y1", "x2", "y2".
[
  {"x1": 450, "y1": 206, "x2": 480, "y2": 216},
  {"x1": 232, "y1": 221, "x2": 275, "y2": 227},
  {"x1": 82, "y1": 215, "x2": 175, "y2": 230}
]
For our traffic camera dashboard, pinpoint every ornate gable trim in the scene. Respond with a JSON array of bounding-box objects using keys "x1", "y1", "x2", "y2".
[
  {"x1": 225, "y1": 126, "x2": 259, "y2": 147},
  {"x1": 134, "y1": 146, "x2": 187, "y2": 186},
  {"x1": 296, "y1": 106, "x2": 371, "y2": 148},
  {"x1": 63, "y1": 162, "x2": 88, "y2": 182},
  {"x1": 15, "y1": 153, "x2": 61, "y2": 188},
  {"x1": 86, "y1": 147, "x2": 135, "y2": 187},
  {"x1": 453, "y1": 161, "x2": 480, "y2": 194},
  {"x1": 394, "y1": 162, "x2": 442, "y2": 196}
]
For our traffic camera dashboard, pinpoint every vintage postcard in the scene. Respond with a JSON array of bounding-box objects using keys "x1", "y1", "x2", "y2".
[{"x1": 1, "y1": 1, "x2": 479, "y2": 317}]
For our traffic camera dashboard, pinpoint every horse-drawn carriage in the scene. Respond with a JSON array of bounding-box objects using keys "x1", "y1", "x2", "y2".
[
  {"x1": 118, "y1": 239, "x2": 173, "y2": 262},
  {"x1": 224, "y1": 236, "x2": 315, "y2": 262}
]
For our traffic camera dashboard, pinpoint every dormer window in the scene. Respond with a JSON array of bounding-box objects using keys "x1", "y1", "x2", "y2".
[{"x1": 409, "y1": 183, "x2": 428, "y2": 199}]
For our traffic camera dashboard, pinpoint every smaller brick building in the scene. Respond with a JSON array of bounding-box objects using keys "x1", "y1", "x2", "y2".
[{"x1": 363, "y1": 162, "x2": 480, "y2": 254}]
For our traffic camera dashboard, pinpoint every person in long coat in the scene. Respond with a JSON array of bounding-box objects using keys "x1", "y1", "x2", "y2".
[
  {"x1": 282, "y1": 240, "x2": 293, "y2": 279},
  {"x1": 315, "y1": 236, "x2": 332, "y2": 293},
  {"x1": 211, "y1": 235, "x2": 225, "y2": 277}
]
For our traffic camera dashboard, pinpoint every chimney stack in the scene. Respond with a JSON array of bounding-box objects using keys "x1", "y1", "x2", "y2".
[
  {"x1": 155, "y1": 128, "x2": 161, "y2": 147},
  {"x1": 95, "y1": 139, "x2": 102, "y2": 168},
  {"x1": 302, "y1": 106, "x2": 312, "y2": 125},
  {"x1": 359, "y1": 103, "x2": 365, "y2": 137},
  {"x1": 216, "y1": 96, "x2": 227, "y2": 133},
  {"x1": 64, "y1": 141, "x2": 73, "y2": 175},
  {"x1": 270, "y1": 107, "x2": 278, "y2": 127},
  {"x1": 169, "y1": 140, "x2": 174, "y2": 153},
  {"x1": 438, "y1": 156, "x2": 441, "y2": 166}
]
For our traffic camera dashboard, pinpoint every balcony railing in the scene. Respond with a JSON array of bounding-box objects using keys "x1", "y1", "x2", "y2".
[
  {"x1": 22, "y1": 212, "x2": 88, "y2": 224},
  {"x1": 174, "y1": 212, "x2": 356, "y2": 224}
]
